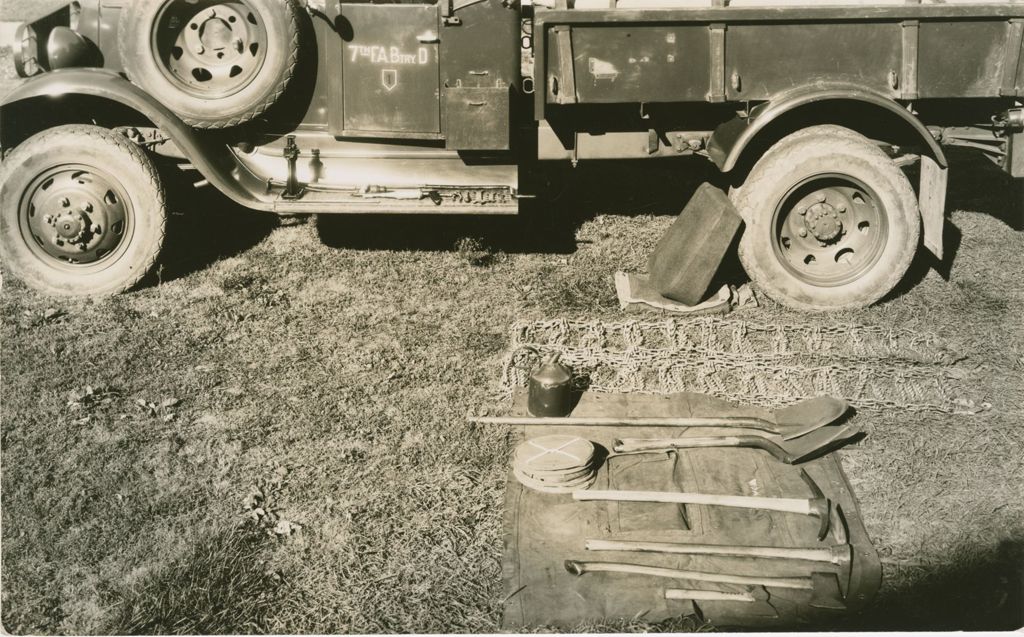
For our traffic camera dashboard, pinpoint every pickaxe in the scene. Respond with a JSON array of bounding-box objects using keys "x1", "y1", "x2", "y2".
[
  {"x1": 564, "y1": 560, "x2": 846, "y2": 610},
  {"x1": 470, "y1": 395, "x2": 849, "y2": 441},
  {"x1": 612, "y1": 424, "x2": 864, "y2": 465},
  {"x1": 573, "y1": 469, "x2": 838, "y2": 540}
]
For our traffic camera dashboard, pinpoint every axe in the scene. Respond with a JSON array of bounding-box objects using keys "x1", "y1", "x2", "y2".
[
  {"x1": 470, "y1": 396, "x2": 849, "y2": 440},
  {"x1": 612, "y1": 424, "x2": 864, "y2": 465},
  {"x1": 573, "y1": 469, "x2": 837, "y2": 540},
  {"x1": 564, "y1": 560, "x2": 846, "y2": 610}
]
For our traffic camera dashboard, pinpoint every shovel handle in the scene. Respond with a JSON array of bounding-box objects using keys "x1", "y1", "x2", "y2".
[
  {"x1": 470, "y1": 415, "x2": 778, "y2": 433},
  {"x1": 614, "y1": 436, "x2": 749, "y2": 453},
  {"x1": 574, "y1": 489, "x2": 814, "y2": 515}
]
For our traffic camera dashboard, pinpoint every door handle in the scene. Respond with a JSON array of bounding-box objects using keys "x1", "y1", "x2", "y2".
[{"x1": 417, "y1": 32, "x2": 440, "y2": 43}]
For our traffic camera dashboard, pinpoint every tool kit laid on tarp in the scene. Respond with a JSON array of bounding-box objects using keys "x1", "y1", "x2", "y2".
[{"x1": 483, "y1": 390, "x2": 880, "y2": 629}]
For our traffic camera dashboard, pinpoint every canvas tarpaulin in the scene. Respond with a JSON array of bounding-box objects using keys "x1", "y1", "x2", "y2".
[{"x1": 500, "y1": 391, "x2": 881, "y2": 629}]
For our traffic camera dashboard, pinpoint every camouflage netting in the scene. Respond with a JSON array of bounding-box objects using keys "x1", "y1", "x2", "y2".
[{"x1": 500, "y1": 318, "x2": 984, "y2": 413}]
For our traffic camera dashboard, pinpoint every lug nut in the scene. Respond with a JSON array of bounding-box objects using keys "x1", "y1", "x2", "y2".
[
  {"x1": 83, "y1": 202, "x2": 94, "y2": 213},
  {"x1": 60, "y1": 197, "x2": 71, "y2": 207},
  {"x1": 234, "y1": 38, "x2": 245, "y2": 52},
  {"x1": 798, "y1": 229, "x2": 808, "y2": 238},
  {"x1": 43, "y1": 214, "x2": 53, "y2": 224},
  {"x1": 816, "y1": 193, "x2": 827, "y2": 203},
  {"x1": 90, "y1": 224, "x2": 102, "y2": 235},
  {"x1": 837, "y1": 204, "x2": 847, "y2": 213},
  {"x1": 798, "y1": 207, "x2": 807, "y2": 216},
  {"x1": 195, "y1": 45, "x2": 205, "y2": 55}
]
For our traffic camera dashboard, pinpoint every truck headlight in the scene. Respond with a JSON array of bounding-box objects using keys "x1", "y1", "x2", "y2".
[{"x1": 13, "y1": 24, "x2": 43, "y2": 78}]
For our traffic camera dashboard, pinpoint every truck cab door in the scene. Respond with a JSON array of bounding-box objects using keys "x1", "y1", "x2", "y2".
[{"x1": 330, "y1": 3, "x2": 441, "y2": 138}]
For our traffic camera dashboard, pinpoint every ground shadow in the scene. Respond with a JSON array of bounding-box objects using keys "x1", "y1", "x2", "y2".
[
  {"x1": 148, "y1": 159, "x2": 280, "y2": 285},
  {"x1": 316, "y1": 157, "x2": 725, "y2": 256},
  {"x1": 945, "y1": 148, "x2": 1023, "y2": 231},
  {"x1": 836, "y1": 538, "x2": 1023, "y2": 632}
]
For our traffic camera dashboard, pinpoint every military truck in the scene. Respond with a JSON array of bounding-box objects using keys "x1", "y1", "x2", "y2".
[{"x1": 2, "y1": 0, "x2": 1022, "y2": 310}]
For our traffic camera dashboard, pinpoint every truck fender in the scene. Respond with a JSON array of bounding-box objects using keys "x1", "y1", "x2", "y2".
[
  {"x1": 0, "y1": 68, "x2": 274, "y2": 212},
  {"x1": 707, "y1": 84, "x2": 948, "y2": 260}
]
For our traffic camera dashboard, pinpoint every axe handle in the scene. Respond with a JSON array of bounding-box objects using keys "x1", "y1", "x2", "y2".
[
  {"x1": 585, "y1": 539, "x2": 835, "y2": 563},
  {"x1": 575, "y1": 489, "x2": 814, "y2": 515},
  {"x1": 665, "y1": 589, "x2": 755, "y2": 603},
  {"x1": 567, "y1": 561, "x2": 811, "y2": 590}
]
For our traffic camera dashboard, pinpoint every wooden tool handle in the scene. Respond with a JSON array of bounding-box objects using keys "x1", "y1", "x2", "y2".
[
  {"x1": 614, "y1": 436, "x2": 747, "y2": 452},
  {"x1": 574, "y1": 489, "x2": 813, "y2": 515},
  {"x1": 585, "y1": 538, "x2": 834, "y2": 563},
  {"x1": 665, "y1": 589, "x2": 755, "y2": 603},
  {"x1": 470, "y1": 415, "x2": 777, "y2": 432}
]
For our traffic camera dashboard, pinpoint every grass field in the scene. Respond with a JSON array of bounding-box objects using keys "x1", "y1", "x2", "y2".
[{"x1": 0, "y1": 41, "x2": 1022, "y2": 635}]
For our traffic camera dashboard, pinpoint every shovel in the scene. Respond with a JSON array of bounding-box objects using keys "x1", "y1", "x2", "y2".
[
  {"x1": 470, "y1": 395, "x2": 849, "y2": 441},
  {"x1": 613, "y1": 424, "x2": 864, "y2": 464}
]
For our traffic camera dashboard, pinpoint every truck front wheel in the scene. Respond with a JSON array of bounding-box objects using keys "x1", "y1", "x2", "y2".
[
  {"x1": 731, "y1": 125, "x2": 920, "y2": 311},
  {"x1": 0, "y1": 126, "x2": 167, "y2": 296}
]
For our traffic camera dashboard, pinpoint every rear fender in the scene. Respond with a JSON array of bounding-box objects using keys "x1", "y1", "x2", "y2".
[
  {"x1": 0, "y1": 69, "x2": 273, "y2": 211},
  {"x1": 709, "y1": 84, "x2": 948, "y2": 259}
]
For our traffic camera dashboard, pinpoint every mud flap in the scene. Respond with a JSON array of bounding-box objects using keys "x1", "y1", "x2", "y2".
[{"x1": 920, "y1": 155, "x2": 948, "y2": 261}]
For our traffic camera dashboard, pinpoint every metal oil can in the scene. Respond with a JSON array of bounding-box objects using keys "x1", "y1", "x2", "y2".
[{"x1": 528, "y1": 353, "x2": 573, "y2": 417}]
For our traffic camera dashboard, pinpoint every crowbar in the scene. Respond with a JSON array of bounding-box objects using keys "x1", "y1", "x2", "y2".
[{"x1": 470, "y1": 396, "x2": 849, "y2": 441}]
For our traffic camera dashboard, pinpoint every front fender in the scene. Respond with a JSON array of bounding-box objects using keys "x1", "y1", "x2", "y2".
[
  {"x1": 1, "y1": 68, "x2": 274, "y2": 211},
  {"x1": 707, "y1": 84, "x2": 948, "y2": 173}
]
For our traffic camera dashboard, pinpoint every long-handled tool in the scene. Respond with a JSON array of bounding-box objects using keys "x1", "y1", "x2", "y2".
[
  {"x1": 470, "y1": 395, "x2": 849, "y2": 440},
  {"x1": 574, "y1": 470, "x2": 836, "y2": 540},
  {"x1": 585, "y1": 538, "x2": 852, "y2": 568},
  {"x1": 612, "y1": 424, "x2": 863, "y2": 465},
  {"x1": 665, "y1": 586, "x2": 765, "y2": 603},
  {"x1": 564, "y1": 560, "x2": 846, "y2": 610},
  {"x1": 665, "y1": 586, "x2": 778, "y2": 617}
]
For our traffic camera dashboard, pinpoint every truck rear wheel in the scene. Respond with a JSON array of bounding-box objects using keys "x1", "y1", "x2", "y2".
[
  {"x1": 0, "y1": 126, "x2": 167, "y2": 296},
  {"x1": 731, "y1": 125, "x2": 920, "y2": 311},
  {"x1": 119, "y1": 0, "x2": 301, "y2": 129}
]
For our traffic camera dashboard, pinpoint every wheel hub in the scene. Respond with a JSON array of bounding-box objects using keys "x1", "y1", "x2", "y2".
[
  {"x1": 155, "y1": 1, "x2": 268, "y2": 99},
  {"x1": 772, "y1": 177, "x2": 889, "y2": 288},
  {"x1": 804, "y1": 202, "x2": 843, "y2": 243},
  {"x1": 22, "y1": 167, "x2": 127, "y2": 266},
  {"x1": 53, "y1": 210, "x2": 89, "y2": 245}
]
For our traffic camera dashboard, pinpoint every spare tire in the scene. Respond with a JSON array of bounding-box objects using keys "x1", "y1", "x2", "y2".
[{"x1": 119, "y1": 0, "x2": 301, "y2": 129}]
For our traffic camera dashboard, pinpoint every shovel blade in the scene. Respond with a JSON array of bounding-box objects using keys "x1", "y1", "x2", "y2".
[
  {"x1": 775, "y1": 396, "x2": 850, "y2": 441},
  {"x1": 787, "y1": 425, "x2": 864, "y2": 464}
]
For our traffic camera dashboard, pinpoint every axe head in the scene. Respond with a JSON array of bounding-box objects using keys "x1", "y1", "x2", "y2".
[
  {"x1": 746, "y1": 585, "x2": 779, "y2": 618},
  {"x1": 800, "y1": 468, "x2": 832, "y2": 540},
  {"x1": 808, "y1": 572, "x2": 847, "y2": 610}
]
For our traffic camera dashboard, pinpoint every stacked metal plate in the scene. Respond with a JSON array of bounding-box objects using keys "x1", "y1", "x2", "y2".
[{"x1": 512, "y1": 435, "x2": 598, "y2": 494}]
